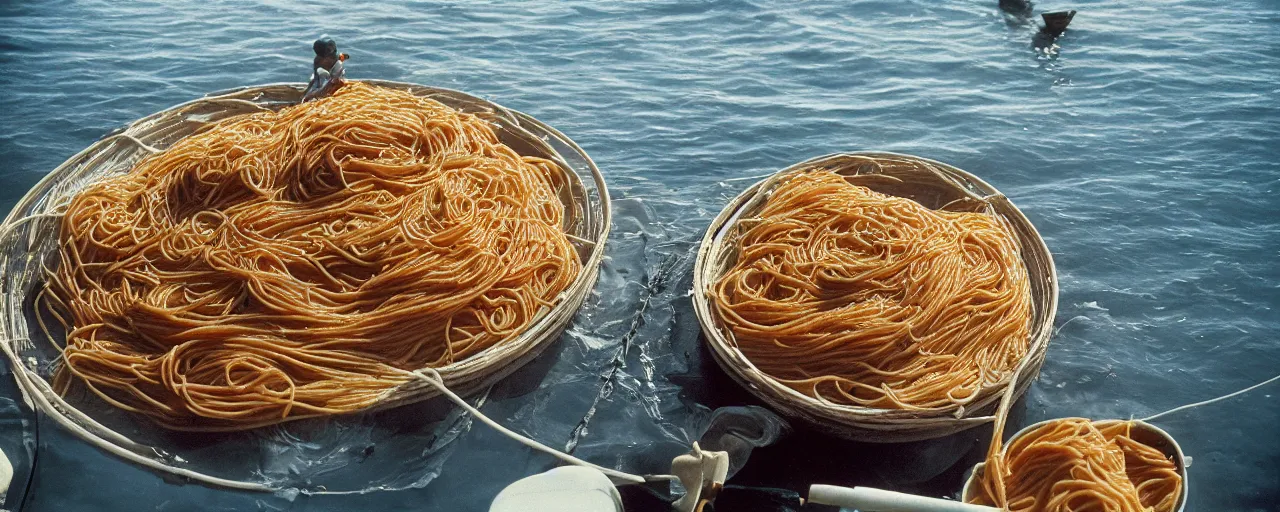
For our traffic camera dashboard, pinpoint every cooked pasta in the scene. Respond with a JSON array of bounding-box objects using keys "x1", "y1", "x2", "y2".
[
  {"x1": 42, "y1": 82, "x2": 581, "y2": 430},
  {"x1": 970, "y1": 418, "x2": 1183, "y2": 512},
  {"x1": 710, "y1": 170, "x2": 1032, "y2": 409}
]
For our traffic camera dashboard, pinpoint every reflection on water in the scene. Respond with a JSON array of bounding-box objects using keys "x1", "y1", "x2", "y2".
[{"x1": 2, "y1": 0, "x2": 1278, "y2": 510}]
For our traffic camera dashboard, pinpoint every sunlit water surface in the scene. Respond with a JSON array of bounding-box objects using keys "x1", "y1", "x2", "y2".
[{"x1": 1, "y1": 1, "x2": 1277, "y2": 511}]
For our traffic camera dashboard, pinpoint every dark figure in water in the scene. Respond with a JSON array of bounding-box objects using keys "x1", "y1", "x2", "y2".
[
  {"x1": 1040, "y1": 10, "x2": 1075, "y2": 37},
  {"x1": 1032, "y1": 10, "x2": 1077, "y2": 48},
  {"x1": 999, "y1": 0, "x2": 1034, "y2": 18},
  {"x1": 303, "y1": 37, "x2": 348, "y2": 102}
]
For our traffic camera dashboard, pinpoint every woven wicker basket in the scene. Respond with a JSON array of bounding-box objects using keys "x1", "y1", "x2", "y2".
[
  {"x1": 0, "y1": 81, "x2": 610, "y2": 488},
  {"x1": 692, "y1": 152, "x2": 1058, "y2": 443},
  {"x1": 961, "y1": 419, "x2": 1189, "y2": 512}
]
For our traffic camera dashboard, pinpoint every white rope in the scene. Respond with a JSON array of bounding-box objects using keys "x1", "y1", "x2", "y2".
[
  {"x1": 717, "y1": 172, "x2": 777, "y2": 183},
  {"x1": 106, "y1": 133, "x2": 161, "y2": 154},
  {"x1": 0, "y1": 212, "x2": 64, "y2": 242},
  {"x1": 409, "y1": 368, "x2": 676, "y2": 485},
  {"x1": 1142, "y1": 373, "x2": 1280, "y2": 422}
]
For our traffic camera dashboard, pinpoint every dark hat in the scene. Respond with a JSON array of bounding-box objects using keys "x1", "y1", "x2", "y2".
[{"x1": 313, "y1": 37, "x2": 338, "y2": 57}]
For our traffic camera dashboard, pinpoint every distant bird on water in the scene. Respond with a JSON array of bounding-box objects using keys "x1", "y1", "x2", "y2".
[
  {"x1": 999, "y1": 0, "x2": 1076, "y2": 46},
  {"x1": 999, "y1": 0, "x2": 1034, "y2": 18},
  {"x1": 1039, "y1": 10, "x2": 1076, "y2": 38}
]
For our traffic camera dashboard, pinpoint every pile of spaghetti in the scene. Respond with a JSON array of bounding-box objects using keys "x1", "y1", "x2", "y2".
[
  {"x1": 970, "y1": 418, "x2": 1183, "y2": 512},
  {"x1": 711, "y1": 170, "x2": 1032, "y2": 409},
  {"x1": 42, "y1": 82, "x2": 581, "y2": 430}
]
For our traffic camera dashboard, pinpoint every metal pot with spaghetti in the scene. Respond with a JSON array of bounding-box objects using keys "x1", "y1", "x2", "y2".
[
  {"x1": 0, "y1": 77, "x2": 610, "y2": 488},
  {"x1": 955, "y1": 372, "x2": 1279, "y2": 512},
  {"x1": 692, "y1": 152, "x2": 1058, "y2": 442},
  {"x1": 962, "y1": 418, "x2": 1188, "y2": 512}
]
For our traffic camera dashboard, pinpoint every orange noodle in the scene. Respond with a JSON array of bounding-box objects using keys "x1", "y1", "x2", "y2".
[
  {"x1": 710, "y1": 170, "x2": 1032, "y2": 409},
  {"x1": 42, "y1": 82, "x2": 581, "y2": 430},
  {"x1": 970, "y1": 418, "x2": 1183, "y2": 512}
]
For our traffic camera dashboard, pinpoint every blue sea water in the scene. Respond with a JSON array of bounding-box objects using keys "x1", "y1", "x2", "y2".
[{"x1": 1, "y1": 0, "x2": 1277, "y2": 511}]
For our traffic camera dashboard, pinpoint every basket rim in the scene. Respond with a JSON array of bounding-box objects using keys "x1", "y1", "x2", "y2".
[
  {"x1": 959, "y1": 418, "x2": 1189, "y2": 511},
  {"x1": 0, "y1": 80, "x2": 611, "y2": 489},
  {"x1": 692, "y1": 151, "x2": 1059, "y2": 441}
]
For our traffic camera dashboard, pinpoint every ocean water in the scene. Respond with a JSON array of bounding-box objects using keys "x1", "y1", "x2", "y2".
[{"x1": 1, "y1": 0, "x2": 1277, "y2": 511}]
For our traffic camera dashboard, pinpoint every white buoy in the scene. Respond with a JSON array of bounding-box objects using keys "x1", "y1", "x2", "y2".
[
  {"x1": 489, "y1": 466, "x2": 623, "y2": 512},
  {"x1": 0, "y1": 445, "x2": 13, "y2": 499}
]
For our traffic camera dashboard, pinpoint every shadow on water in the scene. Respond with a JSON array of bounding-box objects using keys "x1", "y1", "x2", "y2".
[{"x1": 671, "y1": 338, "x2": 1029, "y2": 502}]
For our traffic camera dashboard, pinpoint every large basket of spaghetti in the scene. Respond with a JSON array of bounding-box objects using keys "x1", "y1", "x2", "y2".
[
  {"x1": 693, "y1": 152, "x2": 1057, "y2": 442},
  {"x1": 0, "y1": 81, "x2": 609, "y2": 483}
]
